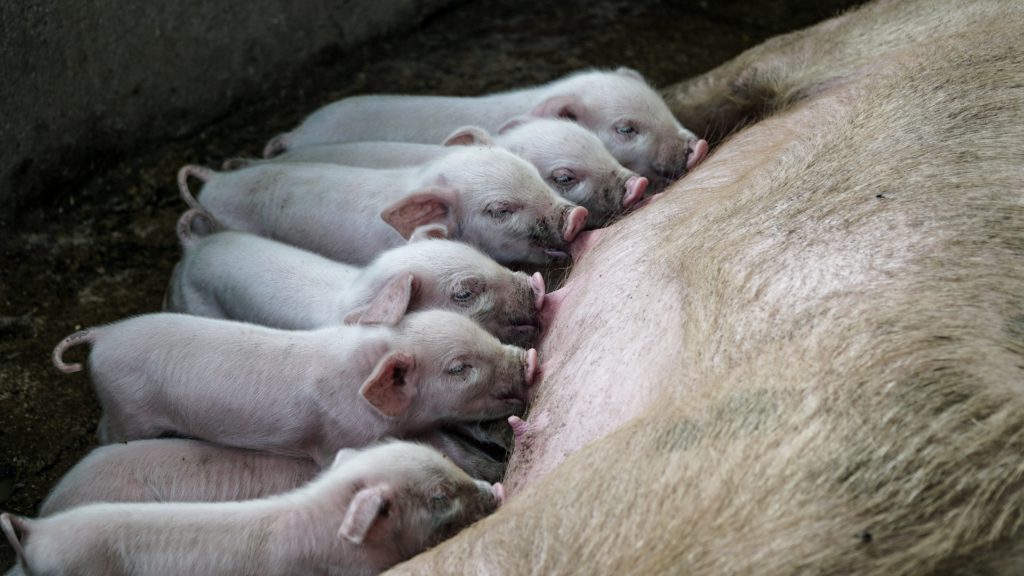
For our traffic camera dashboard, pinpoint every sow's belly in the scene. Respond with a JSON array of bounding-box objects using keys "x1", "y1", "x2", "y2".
[{"x1": 506, "y1": 93, "x2": 843, "y2": 495}]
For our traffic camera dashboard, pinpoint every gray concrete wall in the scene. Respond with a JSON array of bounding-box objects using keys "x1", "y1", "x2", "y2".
[{"x1": 0, "y1": 0, "x2": 456, "y2": 223}]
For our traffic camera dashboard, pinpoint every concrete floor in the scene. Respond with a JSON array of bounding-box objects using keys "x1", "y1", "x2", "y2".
[{"x1": 0, "y1": 0, "x2": 861, "y2": 568}]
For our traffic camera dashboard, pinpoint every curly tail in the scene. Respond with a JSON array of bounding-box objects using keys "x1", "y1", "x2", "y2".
[
  {"x1": 263, "y1": 133, "x2": 290, "y2": 158},
  {"x1": 52, "y1": 329, "x2": 96, "y2": 374},
  {"x1": 176, "y1": 208, "x2": 220, "y2": 248},
  {"x1": 1, "y1": 513, "x2": 29, "y2": 570},
  {"x1": 177, "y1": 164, "x2": 216, "y2": 211}
]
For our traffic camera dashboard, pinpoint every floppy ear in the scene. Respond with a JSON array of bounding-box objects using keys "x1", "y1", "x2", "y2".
[
  {"x1": 360, "y1": 351, "x2": 418, "y2": 417},
  {"x1": 344, "y1": 273, "x2": 417, "y2": 326},
  {"x1": 496, "y1": 116, "x2": 530, "y2": 135},
  {"x1": 409, "y1": 223, "x2": 449, "y2": 242},
  {"x1": 380, "y1": 188, "x2": 458, "y2": 240},
  {"x1": 339, "y1": 485, "x2": 391, "y2": 544},
  {"x1": 1, "y1": 513, "x2": 29, "y2": 568},
  {"x1": 529, "y1": 94, "x2": 584, "y2": 121},
  {"x1": 443, "y1": 126, "x2": 494, "y2": 147},
  {"x1": 614, "y1": 66, "x2": 644, "y2": 81}
]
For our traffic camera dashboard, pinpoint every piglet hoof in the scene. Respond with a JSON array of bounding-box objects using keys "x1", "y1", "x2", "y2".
[
  {"x1": 686, "y1": 139, "x2": 709, "y2": 171},
  {"x1": 492, "y1": 482, "x2": 506, "y2": 505}
]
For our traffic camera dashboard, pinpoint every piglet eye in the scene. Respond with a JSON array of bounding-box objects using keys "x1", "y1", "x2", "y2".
[
  {"x1": 616, "y1": 125, "x2": 637, "y2": 136},
  {"x1": 430, "y1": 494, "x2": 450, "y2": 509},
  {"x1": 447, "y1": 363, "x2": 468, "y2": 375},
  {"x1": 453, "y1": 289, "x2": 473, "y2": 302},
  {"x1": 552, "y1": 169, "x2": 576, "y2": 188},
  {"x1": 487, "y1": 208, "x2": 513, "y2": 219}
]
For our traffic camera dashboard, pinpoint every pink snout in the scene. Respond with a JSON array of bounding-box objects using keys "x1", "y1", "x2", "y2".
[
  {"x1": 622, "y1": 175, "x2": 650, "y2": 208},
  {"x1": 529, "y1": 272, "x2": 546, "y2": 311},
  {"x1": 562, "y1": 206, "x2": 589, "y2": 243},
  {"x1": 524, "y1": 348, "x2": 538, "y2": 386},
  {"x1": 687, "y1": 139, "x2": 709, "y2": 170}
]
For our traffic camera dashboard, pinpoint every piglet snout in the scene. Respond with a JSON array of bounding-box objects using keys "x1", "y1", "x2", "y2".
[
  {"x1": 524, "y1": 348, "x2": 538, "y2": 386},
  {"x1": 686, "y1": 139, "x2": 709, "y2": 170},
  {"x1": 529, "y1": 272, "x2": 546, "y2": 311},
  {"x1": 622, "y1": 175, "x2": 649, "y2": 208},
  {"x1": 562, "y1": 206, "x2": 589, "y2": 243}
]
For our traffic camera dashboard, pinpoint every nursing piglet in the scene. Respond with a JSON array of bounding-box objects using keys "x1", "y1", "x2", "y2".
[
  {"x1": 38, "y1": 439, "x2": 319, "y2": 517},
  {"x1": 258, "y1": 118, "x2": 649, "y2": 225},
  {"x1": 166, "y1": 218, "x2": 544, "y2": 346},
  {"x1": 1, "y1": 441, "x2": 503, "y2": 576},
  {"x1": 409, "y1": 420, "x2": 513, "y2": 484},
  {"x1": 52, "y1": 310, "x2": 538, "y2": 465},
  {"x1": 180, "y1": 145, "x2": 589, "y2": 265},
  {"x1": 265, "y1": 67, "x2": 707, "y2": 187}
]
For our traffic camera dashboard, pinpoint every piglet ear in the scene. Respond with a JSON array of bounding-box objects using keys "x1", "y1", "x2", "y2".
[
  {"x1": 339, "y1": 485, "x2": 391, "y2": 544},
  {"x1": 344, "y1": 273, "x2": 417, "y2": 326},
  {"x1": 443, "y1": 126, "x2": 494, "y2": 147},
  {"x1": 496, "y1": 116, "x2": 530, "y2": 135},
  {"x1": 409, "y1": 223, "x2": 449, "y2": 242},
  {"x1": 529, "y1": 94, "x2": 583, "y2": 122},
  {"x1": 1, "y1": 513, "x2": 30, "y2": 568},
  {"x1": 360, "y1": 351, "x2": 418, "y2": 417},
  {"x1": 381, "y1": 188, "x2": 458, "y2": 240}
]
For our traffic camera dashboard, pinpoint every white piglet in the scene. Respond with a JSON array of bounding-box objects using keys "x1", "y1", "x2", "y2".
[
  {"x1": 1, "y1": 441, "x2": 503, "y2": 576},
  {"x1": 180, "y1": 145, "x2": 589, "y2": 265},
  {"x1": 250, "y1": 118, "x2": 650, "y2": 225},
  {"x1": 266, "y1": 67, "x2": 708, "y2": 187},
  {"x1": 51, "y1": 308, "x2": 538, "y2": 465},
  {"x1": 37, "y1": 439, "x2": 320, "y2": 517},
  {"x1": 166, "y1": 216, "x2": 544, "y2": 346}
]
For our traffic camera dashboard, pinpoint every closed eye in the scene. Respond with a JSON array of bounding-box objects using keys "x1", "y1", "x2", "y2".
[
  {"x1": 448, "y1": 363, "x2": 470, "y2": 375},
  {"x1": 552, "y1": 169, "x2": 577, "y2": 189}
]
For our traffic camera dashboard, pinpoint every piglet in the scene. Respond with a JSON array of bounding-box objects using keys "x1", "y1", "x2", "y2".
[
  {"x1": 166, "y1": 217, "x2": 544, "y2": 346},
  {"x1": 265, "y1": 67, "x2": 707, "y2": 187},
  {"x1": 1, "y1": 441, "x2": 503, "y2": 576},
  {"x1": 52, "y1": 309, "x2": 538, "y2": 465},
  {"x1": 247, "y1": 118, "x2": 649, "y2": 225},
  {"x1": 37, "y1": 439, "x2": 319, "y2": 517},
  {"x1": 179, "y1": 145, "x2": 589, "y2": 265},
  {"x1": 409, "y1": 420, "x2": 514, "y2": 484},
  {"x1": 446, "y1": 118, "x2": 649, "y2": 225}
]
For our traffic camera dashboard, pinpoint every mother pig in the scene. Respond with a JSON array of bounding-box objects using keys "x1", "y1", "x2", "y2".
[{"x1": 389, "y1": 0, "x2": 1024, "y2": 574}]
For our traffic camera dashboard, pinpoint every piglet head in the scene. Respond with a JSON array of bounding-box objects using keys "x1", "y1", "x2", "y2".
[
  {"x1": 371, "y1": 239, "x2": 543, "y2": 347},
  {"x1": 414, "y1": 146, "x2": 588, "y2": 265},
  {"x1": 393, "y1": 310, "x2": 537, "y2": 427},
  {"x1": 496, "y1": 117, "x2": 648, "y2": 226},
  {"x1": 330, "y1": 442, "x2": 500, "y2": 562},
  {"x1": 530, "y1": 68, "x2": 704, "y2": 190}
]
